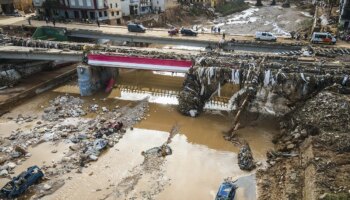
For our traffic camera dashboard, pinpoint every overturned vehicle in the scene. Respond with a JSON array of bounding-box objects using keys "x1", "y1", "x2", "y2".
[{"x1": 0, "y1": 165, "x2": 44, "y2": 198}]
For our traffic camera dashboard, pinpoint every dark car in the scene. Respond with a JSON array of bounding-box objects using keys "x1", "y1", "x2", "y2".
[
  {"x1": 215, "y1": 181, "x2": 238, "y2": 200},
  {"x1": 127, "y1": 23, "x2": 146, "y2": 33},
  {"x1": 180, "y1": 28, "x2": 198, "y2": 36},
  {"x1": 0, "y1": 166, "x2": 44, "y2": 198}
]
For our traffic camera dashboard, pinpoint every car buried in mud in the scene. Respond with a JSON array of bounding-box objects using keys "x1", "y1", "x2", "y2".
[
  {"x1": 215, "y1": 181, "x2": 237, "y2": 200},
  {"x1": 0, "y1": 165, "x2": 44, "y2": 198}
]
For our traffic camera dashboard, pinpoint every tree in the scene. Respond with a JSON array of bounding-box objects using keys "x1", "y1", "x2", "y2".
[
  {"x1": 271, "y1": 0, "x2": 276, "y2": 5},
  {"x1": 328, "y1": 0, "x2": 338, "y2": 16},
  {"x1": 256, "y1": 0, "x2": 263, "y2": 6}
]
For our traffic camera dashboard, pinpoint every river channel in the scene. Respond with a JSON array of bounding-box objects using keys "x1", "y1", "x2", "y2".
[{"x1": 0, "y1": 69, "x2": 277, "y2": 200}]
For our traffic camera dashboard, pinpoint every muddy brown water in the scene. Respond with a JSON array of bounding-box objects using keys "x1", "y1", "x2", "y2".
[{"x1": 0, "y1": 70, "x2": 277, "y2": 199}]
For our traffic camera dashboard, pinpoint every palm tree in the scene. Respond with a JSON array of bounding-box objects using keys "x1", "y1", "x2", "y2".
[{"x1": 256, "y1": 0, "x2": 263, "y2": 6}]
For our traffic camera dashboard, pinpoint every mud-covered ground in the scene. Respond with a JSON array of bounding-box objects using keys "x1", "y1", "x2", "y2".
[
  {"x1": 200, "y1": 2, "x2": 312, "y2": 36},
  {"x1": 257, "y1": 88, "x2": 350, "y2": 200},
  {"x1": 0, "y1": 71, "x2": 278, "y2": 200}
]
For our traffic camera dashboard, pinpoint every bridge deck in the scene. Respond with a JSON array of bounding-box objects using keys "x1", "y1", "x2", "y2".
[{"x1": 0, "y1": 46, "x2": 193, "y2": 72}]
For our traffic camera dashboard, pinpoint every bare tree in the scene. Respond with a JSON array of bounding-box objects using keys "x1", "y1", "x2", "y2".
[
  {"x1": 256, "y1": 0, "x2": 263, "y2": 6},
  {"x1": 328, "y1": 0, "x2": 338, "y2": 16}
]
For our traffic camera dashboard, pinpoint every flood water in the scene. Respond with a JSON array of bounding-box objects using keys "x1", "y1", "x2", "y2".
[{"x1": 0, "y1": 70, "x2": 277, "y2": 200}]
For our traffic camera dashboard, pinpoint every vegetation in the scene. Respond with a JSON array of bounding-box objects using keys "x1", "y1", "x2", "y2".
[
  {"x1": 215, "y1": 0, "x2": 250, "y2": 16},
  {"x1": 297, "y1": 18, "x2": 313, "y2": 32}
]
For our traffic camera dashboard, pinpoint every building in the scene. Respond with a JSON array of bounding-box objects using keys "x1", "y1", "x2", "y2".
[
  {"x1": 140, "y1": 0, "x2": 151, "y2": 14},
  {"x1": 1, "y1": 0, "x2": 15, "y2": 14},
  {"x1": 120, "y1": 0, "x2": 139, "y2": 17},
  {"x1": 34, "y1": 0, "x2": 122, "y2": 24},
  {"x1": 340, "y1": 0, "x2": 350, "y2": 29}
]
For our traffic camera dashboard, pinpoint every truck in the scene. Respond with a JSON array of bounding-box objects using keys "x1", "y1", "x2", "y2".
[
  {"x1": 310, "y1": 32, "x2": 336, "y2": 44},
  {"x1": 127, "y1": 23, "x2": 146, "y2": 33}
]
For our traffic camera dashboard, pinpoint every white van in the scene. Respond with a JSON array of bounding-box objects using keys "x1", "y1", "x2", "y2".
[
  {"x1": 255, "y1": 32, "x2": 277, "y2": 41},
  {"x1": 311, "y1": 32, "x2": 336, "y2": 44}
]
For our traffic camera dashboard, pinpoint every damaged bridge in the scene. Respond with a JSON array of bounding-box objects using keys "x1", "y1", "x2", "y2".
[
  {"x1": 177, "y1": 57, "x2": 350, "y2": 121},
  {"x1": 0, "y1": 46, "x2": 193, "y2": 73}
]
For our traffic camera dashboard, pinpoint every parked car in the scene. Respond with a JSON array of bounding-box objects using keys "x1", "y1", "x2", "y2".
[
  {"x1": 127, "y1": 23, "x2": 146, "y2": 33},
  {"x1": 215, "y1": 181, "x2": 238, "y2": 200},
  {"x1": 255, "y1": 31, "x2": 277, "y2": 41},
  {"x1": 310, "y1": 32, "x2": 336, "y2": 44},
  {"x1": 180, "y1": 28, "x2": 198, "y2": 36},
  {"x1": 0, "y1": 166, "x2": 44, "y2": 198}
]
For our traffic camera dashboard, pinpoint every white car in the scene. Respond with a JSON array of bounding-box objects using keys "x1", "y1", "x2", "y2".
[
  {"x1": 255, "y1": 32, "x2": 277, "y2": 41},
  {"x1": 310, "y1": 32, "x2": 336, "y2": 44}
]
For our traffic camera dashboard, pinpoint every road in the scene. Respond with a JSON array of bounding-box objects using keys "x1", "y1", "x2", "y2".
[
  {"x1": 1, "y1": 15, "x2": 350, "y2": 49},
  {"x1": 1, "y1": 16, "x2": 304, "y2": 45}
]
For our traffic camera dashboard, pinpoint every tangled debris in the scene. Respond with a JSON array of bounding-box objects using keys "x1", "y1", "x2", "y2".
[
  {"x1": 178, "y1": 57, "x2": 350, "y2": 117},
  {"x1": 238, "y1": 144, "x2": 256, "y2": 171},
  {"x1": 42, "y1": 95, "x2": 86, "y2": 121}
]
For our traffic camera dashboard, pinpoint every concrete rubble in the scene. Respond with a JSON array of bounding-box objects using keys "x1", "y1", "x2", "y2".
[{"x1": 238, "y1": 144, "x2": 256, "y2": 171}]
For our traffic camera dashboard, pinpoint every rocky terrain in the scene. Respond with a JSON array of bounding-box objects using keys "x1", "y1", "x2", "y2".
[{"x1": 257, "y1": 88, "x2": 350, "y2": 200}]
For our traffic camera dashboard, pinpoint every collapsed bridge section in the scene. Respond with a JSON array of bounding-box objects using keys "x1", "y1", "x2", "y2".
[{"x1": 177, "y1": 58, "x2": 350, "y2": 118}]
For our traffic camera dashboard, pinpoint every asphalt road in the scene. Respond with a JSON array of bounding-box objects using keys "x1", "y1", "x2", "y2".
[{"x1": 1, "y1": 15, "x2": 350, "y2": 48}]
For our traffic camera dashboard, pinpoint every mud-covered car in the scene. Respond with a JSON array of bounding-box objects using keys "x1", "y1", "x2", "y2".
[
  {"x1": 215, "y1": 181, "x2": 237, "y2": 200},
  {"x1": 0, "y1": 165, "x2": 44, "y2": 198}
]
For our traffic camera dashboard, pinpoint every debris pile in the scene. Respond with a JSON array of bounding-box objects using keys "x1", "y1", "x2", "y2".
[
  {"x1": 238, "y1": 144, "x2": 256, "y2": 171},
  {"x1": 42, "y1": 95, "x2": 86, "y2": 121},
  {"x1": 257, "y1": 88, "x2": 350, "y2": 200},
  {"x1": 289, "y1": 91, "x2": 350, "y2": 133},
  {"x1": 178, "y1": 57, "x2": 350, "y2": 117}
]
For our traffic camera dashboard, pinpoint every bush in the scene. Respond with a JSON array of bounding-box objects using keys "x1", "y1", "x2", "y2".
[
  {"x1": 297, "y1": 18, "x2": 313, "y2": 32},
  {"x1": 215, "y1": 0, "x2": 250, "y2": 16}
]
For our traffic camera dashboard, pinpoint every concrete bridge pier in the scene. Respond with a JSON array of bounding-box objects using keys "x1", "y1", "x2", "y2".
[{"x1": 77, "y1": 63, "x2": 118, "y2": 96}]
